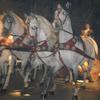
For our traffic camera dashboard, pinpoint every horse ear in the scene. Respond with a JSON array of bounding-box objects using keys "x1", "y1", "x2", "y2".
[
  {"x1": 0, "y1": 12, "x2": 6, "y2": 20},
  {"x1": 30, "y1": 12, "x2": 35, "y2": 17},
  {"x1": 4, "y1": 10, "x2": 14, "y2": 17},
  {"x1": 0, "y1": 14, "x2": 4, "y2": 20},
  {"x1": 5, "y1": 10, "x2": 11, "y2": 15},
  {"x1": 24, "y1": 13, "x2": 28, "y2": 19},
  {"x1": 3, "y1": 11, "x2": 7, "y2": 15}
]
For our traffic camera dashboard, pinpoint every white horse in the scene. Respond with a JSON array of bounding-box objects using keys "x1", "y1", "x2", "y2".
[
  {"x1": 24, "y1": 13, "x2": 71, "y2": 98},
  {"x1": 24, "y1": 13, "x2": 63, "y2": 98},
  {"x1": 53, "y1": 7, "x2": 98, "y2": 70},
  {"x1": 0, "y1": 48, "x2": 16, "y2": 93},
  {"x1": 0, "y1": 11, "x2": 36, "y2": 91},
  {"x1": 0, "y1": 15, "x2": 16, "y2": 92},
  {"x1": 24, "y1": 12, "x2": 57, "y2": 80},
  {"x1": 27, "y1": 8, "x2": 98, "y2": 99},
  {"x1": 52, "y1": 6, "x2": 98, "y2": 98}
]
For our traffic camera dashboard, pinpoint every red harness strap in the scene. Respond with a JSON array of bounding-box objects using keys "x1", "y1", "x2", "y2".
[
  {"x1": 64, "y1": 37, "x2": 76, "y2": 49},
  {"x1": 64, "y1": 37, "x2": 94, "y2": 60},
  {"x1": 12, "y1": 33, "x2": 27, "y2": 47}
]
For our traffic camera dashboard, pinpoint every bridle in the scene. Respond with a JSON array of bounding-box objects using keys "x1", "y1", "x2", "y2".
[
  {"x1": 57, "y1": 10, "x2": 74, "y2": 35},
  {"x1": 3, "y1": 14, "x2": 15, "y2": 35},
  {"x1": 26, "y1": 16, "x2": 39, "y2": 39},
  {"x1": 58, "y1": 11, "x2": 67, "y2": 26}
]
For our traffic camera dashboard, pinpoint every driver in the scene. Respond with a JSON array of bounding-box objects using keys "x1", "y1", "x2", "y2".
[{"x1": 81, "y1": 23, "x2": 93, "y2": 38}]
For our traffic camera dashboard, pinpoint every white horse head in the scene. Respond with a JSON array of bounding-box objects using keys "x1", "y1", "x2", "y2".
[
  {"x1": 25, "y1": 13, "x2": 57, "y2": 48},
  {"x1": 25, "y1": 14, "x2": 39, "y2": 37},
  {"x1": 53, "y1": 7, "x2": 73, "y2": 43},
  {"x1": 2, "y1": 11, "x2": 26, "y2": 39}
]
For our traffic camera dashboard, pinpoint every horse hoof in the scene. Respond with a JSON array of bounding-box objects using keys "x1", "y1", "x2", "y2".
[
  {"x1": 40, "y1": 81, "x2": 44, "y2": 85},
  {"x1": 20, "y1": 90, "x2": 24, "y2": 96},
  {"x1": 40, "y1": 80, "x2": 44, "y2": 85},
  {"x1": 49, "y1": 91, "x2": 55, "y2": 95},
  {"x1": 39, "y1": 82, "x2": 44, "y2": 89},
  {"x1": 21, "y1": 87, "x2": 28, "y2": 96},
  {"x1": 72, "y1": 95, "x2": 78, "y2": 100},
  {"x1": 64, "y1": 80, "x2": 69, "y2": 84},
  {"x1": 40, "y1": 93, "x2": 47, "y2": 99},
  {"x1": 30, "y1": 79, "x2": 35, "y2": 82}
]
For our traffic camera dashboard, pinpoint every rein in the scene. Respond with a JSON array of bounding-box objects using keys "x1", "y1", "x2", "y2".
[
  {"x1": 35, "y1": 40, "x2": 58, "y2": 58},
  {"x1": 57, "y1": 11, "x2": 95, "y2": 60},
  {"x1": 61, "y1": 28, "x2": 74, "y2": 35},
  {"x1": 58, "y1": 50, "x2": 70, "y2": 78},
  {"x1": 3, "y1": 14, "x2": 15, "y2": 36},
  {"x1": 36, "y1": 52, "x2": 49, "y2": 66},
  {"x1": 35, "y1": 49, "x2": 56, "y2": 59},
  {"x1": 57, "y1": 11, "x2": 75, "y2": 38}
]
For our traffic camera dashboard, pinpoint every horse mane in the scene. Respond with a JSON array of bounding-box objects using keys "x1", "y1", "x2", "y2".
[
  {"x1": 0, "y1": 14, "x2": 4, "y2": 35},
  {"x1": 2, "y1": 11, "x2": 26, "y2": 37},
  {"x1": 34, "y1": 14, "x2": 58, "y2": 48},
  {"x1": 8, "y1": 11, "x2": 26, "y2": 29},
  {"x1": 0, "y1": 14, "x2": 4, "y2": 21}
]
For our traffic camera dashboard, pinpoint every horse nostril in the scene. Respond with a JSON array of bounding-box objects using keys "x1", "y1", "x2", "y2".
[{"x1": 31, "y1": 27, "x2": 34, "y2": 30}]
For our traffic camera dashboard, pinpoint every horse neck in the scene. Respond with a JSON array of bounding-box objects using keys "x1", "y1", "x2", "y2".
[
  {"x1": 36, "y1": 15, "x2": 57, "y2": 46},
  {"x1": 37, "y1": 28, "x2": 47, "y2": 43},
  {"x1": 0, "y1": 20, "x2": 4, "y2": 35},
  {"x1": 11, "y1": 16, "x2": 25, "y2": 36},
  {"x1": 59, "y1": 17, "x2": 73, "y2": 43}
]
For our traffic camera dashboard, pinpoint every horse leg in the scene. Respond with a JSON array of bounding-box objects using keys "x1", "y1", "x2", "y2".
[
  {"x1": 19, "y1": 58, "x2": 30, "y2": 79},
  {"x1": 40, "y1": 76, "x2": 50, "y2": 100},
  {"x1": 32, "y1": 67, "x2": 38, "y2": 80},
  {"x1": 21, "y1": 71, "x2": 31, "y2": 95},
  {"x1": 49, "y1": 74, "x2": 56, "y2": 95},
  {"x1": 87, "y1": 59, "x2": 93, "y2": 81},
  {"x1": 69, "y1": 69, "x2": 74, "y2": 84},
  {"x1": 72, "y1": 68, "x2": 80, "y2": 100},
  {"x1": 24, "y1": 71, "x2": 30, "y2": 88},
  {"x1": 63, "y1": 67, "x2": 72, "y2": 83},
  {"x1": 1, "y1": 56, "x2": 14, "y2": 92},
  {"x1": 0, "y1": 67, "x2": 2, "y2": 88},
  {"x1": 40, "y1": 64, "x2": 48, "y2": 84},
  {"x1": 40, "y1": 67, "x2": 53, "y2": 99},
  {"x1": 0, "y1": 59, "x2": 8, "y2": 89}
]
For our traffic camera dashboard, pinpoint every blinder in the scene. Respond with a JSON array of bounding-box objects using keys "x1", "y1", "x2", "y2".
[{"x1": 3, "y1": 14, "x2": 15, "y2": 37}]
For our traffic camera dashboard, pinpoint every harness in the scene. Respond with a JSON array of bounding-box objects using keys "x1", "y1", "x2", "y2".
[
  {"x1": 3, "y1": 14, "x2": 15, "y2": 37},
  {"x1": 1, "y1": 12, "x2": 96, "y2": 77},
  {"x1": 52, "y1": 9, "x2": 96, "y2": 77},
  {"x1": 56, "y1": 9, "x2": 95, "y2": 60},
  {"x1": 58, "y1": 37, "x2": 94, "y2": 60}
]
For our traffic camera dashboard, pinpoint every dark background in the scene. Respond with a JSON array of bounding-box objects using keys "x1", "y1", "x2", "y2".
[{"x1": 0, "y1": 0, "x2": 100, "y2": 49}]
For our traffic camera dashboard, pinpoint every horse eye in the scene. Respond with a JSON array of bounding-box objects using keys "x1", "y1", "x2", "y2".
[
  {"x1": 31, "y1": 27, "x2": 34, "y2": 30},
  {"x1": 7, "y1": 18, "x2": 10, "y2": 22},
  {"x1": 31, "y1": 26, "x2": 37, "y2": 30},
  {"x1": 27, "y1": 21, "x2": 30, "y2": 24},
  {"x1": 63, "y1": 12, "x2": 66, "y2": 15}
]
